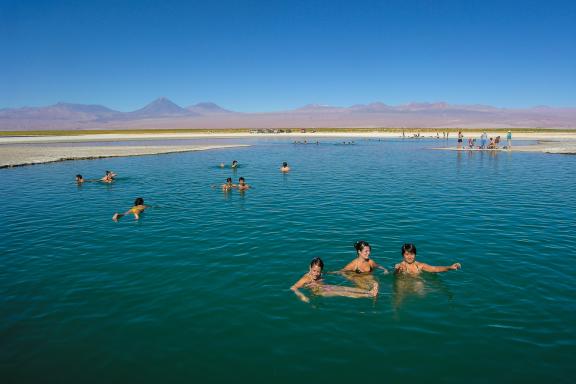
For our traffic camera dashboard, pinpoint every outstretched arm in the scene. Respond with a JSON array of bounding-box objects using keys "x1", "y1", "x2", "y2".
[
  {"x1": 290, "y1": 275, "x2": 310, "y2": 303},
  {"x1": 370, "y1": 260, "x2": 389, "y2": 274},
  {"x1": 420, "y1": 262, "x2": 461, "y2": 273}
]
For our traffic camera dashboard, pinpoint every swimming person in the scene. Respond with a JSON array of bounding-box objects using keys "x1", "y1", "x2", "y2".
[
  {"x1": 112, "y1": 197, "x2": 149, "y2": 221},
  {"x1": 75, "y1": 174, "x2": 85, "y2": 184},
  {"x1": 237, "y1": 177, "x2": 250, "y2": 190},
  {"x1": 395, "y1": 243, "x2": 461, "y2": 274},
  {"x1": 280, "y1": 162, "x2": 291, "y2": 172},
  {"x1": 231, "y1": 160, "x2": 239, "y2": 169},
  {"x1": 100, "y1": 171, "x2": 115, "y2": 183},
  {"x1": 221, "y1": 177, "x2": 236, "y2": 191},
  {"x1": 337, "y1": 240, "x2": 389, "y2": 274},
  {"x1": 291, "y1": 257, "x2": 379, "y2": 303}
]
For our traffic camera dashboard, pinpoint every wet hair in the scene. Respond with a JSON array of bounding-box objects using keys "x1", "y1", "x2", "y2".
[
  {"x1": 309, "y1": 257, "x2": 324, "y2": 270},
  {"x1": 134, "y1": 197, "x2": 144, "y2": 206},
  {"x1": 105, "y1": 170, "x2": 111, "y2": 175},
  {"x1": 354, "y1": 240, "x2": 371, "y2": 253},
  {"x1": 76, "y1": 174, "x2": 83, "y2": 179},
  {"x1": 401, "y1": 243, "x2": 417, "y2": 255},
  {"x1": 232, "y1": 160, "x2": 238, "y2": 164},
  {"x1": 283, "y1": 162, "x2": 288, "y2": 167},
  {"x1": 239, "y1": 177, "x2": 245, "y2": 182},
  {"x1": 226, "y1": 177, "x2": 232, "y2": 182}
]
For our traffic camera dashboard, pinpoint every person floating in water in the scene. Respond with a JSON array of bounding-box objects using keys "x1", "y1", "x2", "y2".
[
  {"x1": 221, "y1": 177, "x2": 236, "y2": 191},
  {"x1": 231, "y1": 160, "x2": 239, "y2": 169},
  {"x1": 219, "y1": 162, "x2": 225, "y2": 168},
  {"x1": 280, "y1": 162, "x2": 290, "y2": 172},
  {"x1": 112, "y1": 197, "x2": 149, "y2": 222},
  {"x1": 337, "y1": 241, "x2": 389, "y2": 274},
  {"x1": 237, "y1": 177, "x2": 250, "y2": 190},
  {"x1": 100, "y1": 170, "x2": 117, "y2": 183},
  {"x1": 291, "y1": 257, "x2": 379, "y2": 303},
  {"x1": 75, "y1": 174, "x2": 85, "y2": 184},
  {"x1": 395, "y1": 243, "x2": 461, "y2": 274}
]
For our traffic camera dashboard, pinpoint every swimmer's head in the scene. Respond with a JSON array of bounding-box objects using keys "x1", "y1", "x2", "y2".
[
  {"x1": 226, "y1": 177, "x2": 232, "y2": 183},
  {"x1": 401, "y1": 243, "x2": 417, "y2": 263},
  {"x1": 232, "y1": 160, "x2": 238, "y2": 166},
  {"x1": 283, "y1": 162, "x2": 288, "y2": 167},
  {"x1": 309, "y1": 257, "x2": 324, "y2": 279},
  {"x1": 134, "y1": 197, "x2": 144, "y2": 206},
  {"x1": 105, "y1": 170, "x2": 111, "y2": 175},
  {"x1": 238, "y1": 177, "x2": 245, "y2": 184},
  {"x1": 354, "y1": 240, "x2": 371, "y2": 259},
  {"x1": 75, "y1": 174, "x2": 83, "y2": 181}
]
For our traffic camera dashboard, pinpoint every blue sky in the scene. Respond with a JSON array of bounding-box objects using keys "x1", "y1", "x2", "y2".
[{"x1": 1, "y1": 0, "x2": 575, "y2": 111}]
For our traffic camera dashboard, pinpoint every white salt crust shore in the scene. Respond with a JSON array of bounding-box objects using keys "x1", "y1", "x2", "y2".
[{"x1": 0, "y1": 144, "x2": 249, "y2": 168}]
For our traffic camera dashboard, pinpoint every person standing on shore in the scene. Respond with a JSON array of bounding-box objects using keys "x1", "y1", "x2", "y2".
[
  {"x1": 507, "y1": 130, "x2": 512, "y2": 150},
  {"x1": 457, "y1": 131, "x2": 463, "y2": 149},
  {"x1": 481, "y1": 131, "x2": 488, "y2": 149}
]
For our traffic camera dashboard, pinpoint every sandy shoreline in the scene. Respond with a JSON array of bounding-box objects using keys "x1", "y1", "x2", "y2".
[
  {"x1": 1, "y1": 131, "x2": 575, "y2": 168},
  {"x1": 0, "y1": 144, "x2": 248, "y2": 169}
]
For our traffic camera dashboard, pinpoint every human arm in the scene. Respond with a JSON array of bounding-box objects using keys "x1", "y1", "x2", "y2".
[
  {"x1": 290, "y1": 275, "x2": 311, "y2": 303},
  {"x1": 370, "y1": 259, "x2": 389, "y2": 274},
  {"x1": 419, "y1": 262, "x2": 461, "y2": 273}
]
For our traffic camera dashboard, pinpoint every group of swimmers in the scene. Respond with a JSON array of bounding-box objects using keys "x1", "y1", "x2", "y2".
[
  {"x1": 75, "y1": 170, "x2": 117, "y2": 184},
  {"x1": 216, "y1": 160, "x2": 291, "y2": 191},
  {"x1": 291, "y1": 241, "x2": 461, "y2": 303}
]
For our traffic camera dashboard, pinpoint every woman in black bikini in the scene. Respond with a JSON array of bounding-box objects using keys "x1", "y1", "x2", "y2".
[{"x1": 338, "y1": 240, "x2": 389, "y2": 274}]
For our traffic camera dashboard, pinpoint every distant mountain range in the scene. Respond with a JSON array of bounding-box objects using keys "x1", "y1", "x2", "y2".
[{"x1": 0, "y1": 97, "x2": 574, "y2": 130}]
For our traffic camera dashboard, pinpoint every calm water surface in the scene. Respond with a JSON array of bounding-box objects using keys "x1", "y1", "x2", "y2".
[{"x1": 1, "y1": 138, "x2": 575, "y2": 383}]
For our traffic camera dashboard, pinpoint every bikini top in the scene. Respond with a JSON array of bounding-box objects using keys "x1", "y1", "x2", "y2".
[{"x1": 354, "y1": 259, "x2": 373, "y2": 273}]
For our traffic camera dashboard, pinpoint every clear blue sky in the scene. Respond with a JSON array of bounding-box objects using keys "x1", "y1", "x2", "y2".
[{"x1": 1, "y1": 0, "x2": 575, "y2": 111}]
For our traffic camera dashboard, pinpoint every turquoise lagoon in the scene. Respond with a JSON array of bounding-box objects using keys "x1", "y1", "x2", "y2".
[{"x1": 1, "y1": 138, "x2": 575, "y2": 383}]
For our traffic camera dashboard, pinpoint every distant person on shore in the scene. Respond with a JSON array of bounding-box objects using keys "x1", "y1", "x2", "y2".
[
  {"x1": 488, "y1": 137, "x2": 495, "y2": 149},
  {"x1": 280, "y1": 162, "x2": 291, "y2": 172},
  {"x1": 231, "y1": 160, "x2": 239, "y2": 169},
  {"x1": 394, "y1": 243, "x2": 461, "y2": 275},
  {"x1": 457, "y1": 131, "x2": 463, "y2": 149},
  {"x1": 112, "y1": 197, "x2": 149, "y2": 222},
  {"x1": 237, "y1": 177, "x2": 250, "y2": 190},
  {"x1": 495, "y1": 136, "x2": 501, "y2": 148},
  {"x1": 468, "y1": 138, "x2": 473, "y2": 149},
  {"x1": 507, "y1": 130, "x2": 512, "y2": 149},
  {"x1": 334, "y1": 241, "x2": 389, "y2": 275},
  {"x1": 75, "y1": 174, "x2": 85, "y2": 184},
  {"x1": 291, "y1": 257, "x2": 379, "y2": 303},
  {"x1": 481, "y1": 131, "x2": 488, "y2": 149}
]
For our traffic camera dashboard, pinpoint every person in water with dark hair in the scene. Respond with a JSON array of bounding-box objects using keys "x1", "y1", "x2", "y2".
[
  {"x1": 75, "y1": 174, "x2": 85, "y2": 184},
  {"x1": 395, "y1": 243, "x2": 461, "y2": 274},
  {"x1": 237, "y1": 177, "x2": 250, "y2": 190},
  {"x1": 231, "y1": 160, "x2": 239, "y2": 169},
  {"x1": 337, "y1": 241, "x2": 389, "y2": 274},
  {"x1": 221, "y1": 177, "x2": 236, "y2": 191},
  {"x1": 291, "y1": 257, "x2": 379, "y2": 303},
  {"x1": 112, "y1": 197, "x2": 149, "y2": 221},
  {"x1": 280, "y1": 162, "x2": 290, "y2": 172}
]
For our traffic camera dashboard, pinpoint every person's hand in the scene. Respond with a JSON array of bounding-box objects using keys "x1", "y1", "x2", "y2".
[{"x1": 450, "y1": 263, "x2": 461, "y2": 270}]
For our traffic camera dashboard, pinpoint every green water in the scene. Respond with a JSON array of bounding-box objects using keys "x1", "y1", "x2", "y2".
[{"x1": 1, "y1": 138, "x2": 575, "y2": 383}]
